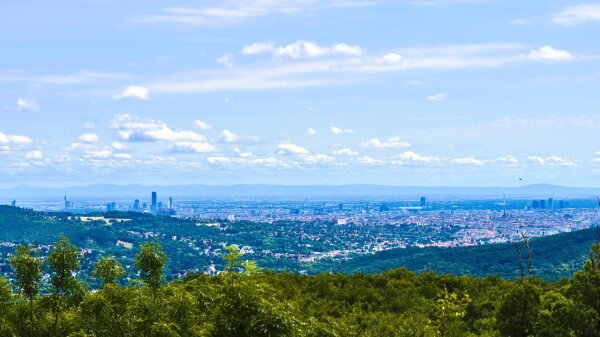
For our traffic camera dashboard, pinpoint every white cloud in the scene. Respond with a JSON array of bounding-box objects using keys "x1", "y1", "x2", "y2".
[
  {"x1": 396, "y1": 151, "x2": 439, "y2": 163},
  {"x1": 145, "y1": 43, "x2": 545, "y2": 94},
  {"x1": 15, "y1": 98, "x2": 40, "y2": 111},
  {"x1": 140, "y1": 1, "x2": 375, "y2": 26},
  {"x1": 302, "y1": 153, "x2": 335, "y2": 163},
  {"x1": 25, "y1": 150, "x2": 43, "y2": 159},
  {"x1": 332, "y1": 148, "x2": 359, "y2": 156},
  {"x1": 427, "y1": 93, "x2": 448, "y2": 101},
  {"x1": 361, "y1": 137, "x2": 410, "y2": 149},
  {"x1": 242, "y1": 40, "x2": 363, "y2": 58},
  {"x1": 78, "y1": 133, "x2": 99, "y2": 143},
  {"x1": 527, "y1": 156, "x2": 577, "y2": 166},
  {"x1": 528, "y1": 46, "x2": 573, "y2": 61},
  {"x1": 381, "y1": 53, "x2": 403, "y2": 64},
  {"x1": 220, "y1": 129, "x2": 240, "y2": 143},
  {"x1": 0, "y1": 132, "x2": 32, "y2": 145},
  {"x1": 112, "y1": 114, "x2": 206, "y2": 142},
  {"x1": 84, "y1": 148, "x2": 131, "y2": 160},
  {"x1": 205, "y1": 155, "x2": 289, "y2": 168},
  {"x1": 242, "y1": 42, "x2": 276, "y2": 55},
  {"x1": 234, "y1": 147, "x2": 254, "y2": 158},
  {"x1": 331, "y1": 126, "x2": 354, "y2": 135},
  {"x1": 113, "y1": 86, "x2": 150, "y2": 100},
  {"x1": 69, "y1": 142, "x2": 91, "y2": 150},
  {"x1": 0, "y1": 70, "x2": 133, "y2": 86},
  {"x1": 306, "y1": 128, "x2": 317, "y2": 135},
  {"x1": 405, "y1": 80, "x2": 423, "y2": 86},
  {"x1": 114, "y1": 153, "x2": 132, "y2": 159},
  {"x1": 451, "y1": 157, "x2": 484, "y2": 165},
  {"x1": 206, "y1": 156, "x2": 233, "y2": 165},
  {"x1": 217, "y1": 53, "x2": 234, "y2": 68},
  {"x1": 552, "y1": 3, "x2": 600, "y2": 25},
  {"x1": 168, "y1": 142, "x2": 217, "y2": 153},
  {"x1": 194, "y1": 119, "x2": 213, "y2": 130},
  {"x1": 277, "y1": 142, "x2": 310, "y2": 155},
  {"x1": 111, "y1": 142, "x2": 127, "y2": 150},
  {"x1": 493, "y1": 155, "x2": 518, "y2": 164},
  {"x1": 357, "y1": 156, "x2": 383, "y2": 165}
]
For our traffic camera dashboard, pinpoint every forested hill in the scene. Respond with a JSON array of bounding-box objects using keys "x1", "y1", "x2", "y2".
[
  {"x1": 313, "y1": 226, "x2": 596, "y2": 280},
  {"x1": 0, "y1": 204, "x2": 596, "y2": 281}
]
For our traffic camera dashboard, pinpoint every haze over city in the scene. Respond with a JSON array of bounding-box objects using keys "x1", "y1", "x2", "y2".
[{"x1": 2, "y1": 0, "x2": 600, "y2": 188}]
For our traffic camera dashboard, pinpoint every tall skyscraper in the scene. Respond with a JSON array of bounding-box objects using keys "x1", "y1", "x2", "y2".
[
  {"x1": 11, "y1": 200, "x2": 16, "y2": 207},
  {"x1": 151, "y1": 191, "x2": 157, "y2": 212},
  {"x1": 168, "y1": 197, "x2": 173, "y2": 210},
  {"x1": 420, "y1": 197, "x2": 426, "y2": 207},
  {"x1": 133, "y1": 199, "x2": 140, "y2": 211}
]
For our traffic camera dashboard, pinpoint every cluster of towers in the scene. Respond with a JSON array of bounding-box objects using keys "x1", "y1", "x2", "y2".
[{"x1": 126, "y1": 191, "x2": 174, "y2": 215}]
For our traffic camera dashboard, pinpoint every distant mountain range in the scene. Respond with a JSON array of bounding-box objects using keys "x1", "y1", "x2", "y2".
[{"x1": 1, "y1": 183, "x2": 600, "y2": 200}]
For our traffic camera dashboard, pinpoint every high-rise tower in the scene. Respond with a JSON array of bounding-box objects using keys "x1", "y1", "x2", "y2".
[{"x1": 151, "y1": 191, "x2": 157, "y2": 212}]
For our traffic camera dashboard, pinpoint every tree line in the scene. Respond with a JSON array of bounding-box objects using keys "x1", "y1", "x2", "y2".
[{"x1": 1, "y1": 236, "x2": 600, "y2": 336}]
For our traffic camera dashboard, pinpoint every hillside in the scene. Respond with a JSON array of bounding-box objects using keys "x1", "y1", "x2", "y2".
[
  {"x1": 312, "y1": 226, "x2": 596, "y2": 280},
  {"x1": 0, "y1": 205, "x2": 597, "y2": 282}
]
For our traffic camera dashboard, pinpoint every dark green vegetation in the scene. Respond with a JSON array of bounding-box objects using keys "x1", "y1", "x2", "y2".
[
  {"x1": 2, "y1": 237, "x2": 600, "y2": 336},
  {"x1": 311, "y1": 226, "x2": 595, "y2": 280},
  {"x1": 0, "y1": 205, "x2": 595, "y2": 282}
]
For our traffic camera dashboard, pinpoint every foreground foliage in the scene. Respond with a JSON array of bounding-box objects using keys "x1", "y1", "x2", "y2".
[{"x1": 1, "y1": 237, "x2": 600, "y2": 336}]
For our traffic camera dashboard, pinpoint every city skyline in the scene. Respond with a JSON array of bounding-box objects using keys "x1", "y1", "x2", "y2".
[{"x1": 1, "y1": 1, "x2": 600, "y2": 187}]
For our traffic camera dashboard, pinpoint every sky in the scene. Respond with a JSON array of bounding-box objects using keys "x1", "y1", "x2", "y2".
[{"x1": 1, "y1": 0, "x2": 600, "y2": 188}]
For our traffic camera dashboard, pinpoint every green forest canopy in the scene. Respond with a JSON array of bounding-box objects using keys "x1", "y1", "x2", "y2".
[{"x1": 1, "y1": 237, "x2": 600, "y2": 336}]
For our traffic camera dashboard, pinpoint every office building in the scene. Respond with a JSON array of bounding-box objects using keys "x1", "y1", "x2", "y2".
[
  {"x1": 420, "y1": 197, "x2": 426, "y2": 207},
  {"x1": 168, "y1": 197, "x2": 173, "y2": 210},
  {"x1": 133, "y1": 199, "x2": 140, "y2": 211},
  {"x1": 151, "y1": 191, "x2": 157, "y2": 212},
  {"x1": 64, "y1": 193, "x2": 72, "y2": 209}
]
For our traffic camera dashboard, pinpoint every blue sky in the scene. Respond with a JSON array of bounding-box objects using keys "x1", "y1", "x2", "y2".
[{"x1": 1, "y1": 0, "x2": 600, "y2": 187}]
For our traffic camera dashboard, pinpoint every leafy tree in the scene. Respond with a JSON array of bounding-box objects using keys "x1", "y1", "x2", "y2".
[
  {"x1": 535, "y1": 290, "x2": 598, "y2": 337},
  {"x1": 92, "y1": 256, "x2": 125, "y2": 286},
  {"x1": 135, "y1": 241, "x2": 168, "y2": 294},
  {"x1": 10, "y1": 244, "x2": 42, "y2": 301},
  {"x1": 47, "y1": 237, "x2": 82, "y2": 335},
  {"x1": 436, "y1": 288, "x2": 471, "y2": 337},
  {"x1": 212, "y1": 246, "x2": 298, "y2": 337},
  {"x1": 9, "y1": 244, "x2": 42, "y2": 337},
  {"x1": 223, "y1": 245, "x2": 244, "y2": 272},
  {"x1": 496, "y1": 279, "x2": 542, "y2": 337},
  {"x1": 0, "y1": 277, "x2": 14, "y2": 337}
]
